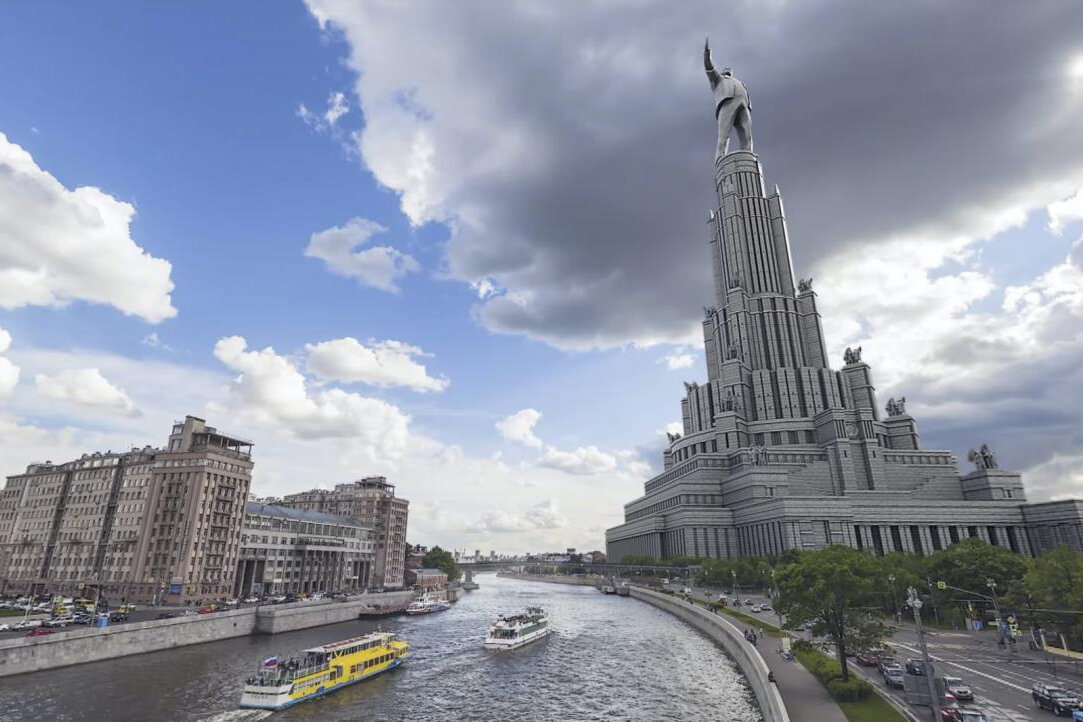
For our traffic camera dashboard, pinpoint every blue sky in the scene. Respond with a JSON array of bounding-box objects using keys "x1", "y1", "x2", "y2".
[{"x1": 1, "y1": 2, "x2": 1083, "y2": 552}]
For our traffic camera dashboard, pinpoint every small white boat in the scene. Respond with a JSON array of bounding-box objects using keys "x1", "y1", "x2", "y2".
[
  {"x1": 484, "y1": 607, "x2": 551, "y2": 651},
  {"x1": 405, "y1": 593, "x2": 452, "y2": 616},
  {"x1": 601, "y1": 585, "x2": 616, "y2": 594}
]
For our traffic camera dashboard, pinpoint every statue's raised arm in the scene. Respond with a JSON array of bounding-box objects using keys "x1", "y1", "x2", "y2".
[{"x1": 704, "y1": 38, "x2": 721, "y2": 89}]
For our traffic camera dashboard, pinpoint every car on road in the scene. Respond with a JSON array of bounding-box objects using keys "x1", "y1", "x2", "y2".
[
  {"x1": 156, "y1": 612, "x2": 177, "y2": 619},
  {"x1": 760, "y1": 604, "x2": 772, "y2": 611},
  {"x1": 942, "y1": 676, "x2": 973, "y2": 702},
  {"x1": 0, "y1": 623, "x2": 10, "y2": 632},
  {"x1": 856, "y1": 649, "x2": 883, "y2": 666},
  {"x1": 940, "y1": 694, "x2": 963, "y2": 721},
  {"x1": 26, "y1": 627, "x2": 53, "y2": 637},
  {"x1": 750, "y1": 605, "x2": 762, "y2": 612},
  {"x1": 44, "y1": 616, "x2": 73, "y2": 628},
  {"x1": 958, "y1": 710, "x2": 990, "y2": 722},
  {"x1": 197, "y1": 606, "x2": 217, "y2": 614},
  {"x1": 108, "y1": 611, "x2": 128, "y2": 623},
  {"x1": 882, "y1": 666, "x2": 905, "y2": 689},
  {"x1": 242, "y1": 596, "x2": 260, "y2": 604},
  {"x1": 905, "y1": 658, "x2": 929, "y2": 675},
  {"x1": 1032, "y1": 681, "x2": 1082, "y2": 716},
  {"x1": 877, "y1": 655, "x2": 898, "y2": 674}
]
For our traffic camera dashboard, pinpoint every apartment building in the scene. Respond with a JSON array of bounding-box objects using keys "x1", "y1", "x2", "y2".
[
  {"x1": 0, "y1": 416, "x2": 252, "y2": 604},
  {"x1": 278, "y1": 476, "x2": 408, "y2": 589}
]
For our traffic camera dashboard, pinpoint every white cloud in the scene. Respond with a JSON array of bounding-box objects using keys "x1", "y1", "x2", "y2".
[
  {"x1": 35, "y1": 368, "x2": 140, "y2": 417},
  {"x1": 1048, "y1": 188, "x2": 1083, "y2": 234},
  {"x1": 662, "y1": 352, "x2": 694, "y2": 370},
  {"x1": 298, "y1": 91, "x2": 350, "y2": 132},
  {"x1": 141, "y1": 332, "x2": 172, "y2": 351},
  {"x1": 305, "y1": 337, "x2": 448, "y2": 392},
  {"x1": 471, "y1": 498, "x2": 568, "y2": 533},
  {"x1": 659, "y1": 421, "x2": 684, "y2": 438},
  {"x1": 304, "y1": 216, "x2": 419, "y2": 293},
  {"x1": 1024, "y1": 452, "x2": 1083, "y2": 500},
  {"x1": 213, "y1": 336, "x2": 410, "y2": 460},
  {"x1": 0, "y1": 131, "x2": 176, "y2": 322},
  {"x1": 538, "y1": 444, "x2": 617, "y2": 476},
  {"x1": 0, "y1": 325, "x2": 18, "y2": 398},
  {"x1": 495, "y1": 408, "x2": 543, "y2": 448}
]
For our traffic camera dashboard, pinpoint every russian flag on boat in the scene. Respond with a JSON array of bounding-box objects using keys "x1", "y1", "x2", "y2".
[{"x1": 262, "y1": 656, "x2": 278, "y2": 667}]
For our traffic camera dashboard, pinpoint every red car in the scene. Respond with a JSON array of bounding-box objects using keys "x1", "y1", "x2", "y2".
[
  {"x1": 197, "y1": 606, "x2": 217, "y2": 614},
  {"x1": 26, "y1": 627, "x2": 54, "y2": 637}
]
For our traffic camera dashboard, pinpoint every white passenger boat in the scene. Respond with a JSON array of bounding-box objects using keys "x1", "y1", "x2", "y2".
[
  {"x1": 405, "y1": 593, "x2": 452, "y2": 616},
  {"x1": 484, "y1": 607, "x2": 551, "y2": 650}
]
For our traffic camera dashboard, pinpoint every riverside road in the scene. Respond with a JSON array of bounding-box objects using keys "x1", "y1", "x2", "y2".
[
  {"x1": 687, "y1": 585, "x2": 1075, "y2": 722},
  {"x1": 0, "y1": 575, "x2": 762, "y2": 722}
]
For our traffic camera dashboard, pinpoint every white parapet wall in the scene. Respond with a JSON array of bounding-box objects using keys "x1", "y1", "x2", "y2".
[{"x1": 629, "y1": 587, "x2": 789, "y2": 722}]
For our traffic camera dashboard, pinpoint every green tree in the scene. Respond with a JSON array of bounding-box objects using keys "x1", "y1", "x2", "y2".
[
  {"x1": 1025, "y1": 546, "x2": 1083, "y2": 637},
  {"x1": 776, "y1": 546, "x2": 890, "y2": 681},
  {"x1": 925, "y1": 538, "x2": 1030, "y2": 620},
  {"x1": 422, "y1": 546, "x2": 462, "y2": 582}
]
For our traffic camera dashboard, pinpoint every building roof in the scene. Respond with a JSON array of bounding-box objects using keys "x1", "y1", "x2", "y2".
[{"x1": 244, "y1": 500, "x2": 371, "y2": 529}]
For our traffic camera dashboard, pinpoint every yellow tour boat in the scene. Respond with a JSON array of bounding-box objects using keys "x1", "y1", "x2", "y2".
[{"x1": 239, "y1": 631, "x2": 409, "y2": 711}]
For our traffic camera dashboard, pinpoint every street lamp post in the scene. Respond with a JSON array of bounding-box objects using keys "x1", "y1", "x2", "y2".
[
  {"x1": 907, "y1": 587, "x2": 941, "y2": 722},
  {"x1": 888, "y1": 574, "x2": 898, "y2": 621},
  {"x1": 732, "y1": 570, "x2": 739, "y2": 604}
]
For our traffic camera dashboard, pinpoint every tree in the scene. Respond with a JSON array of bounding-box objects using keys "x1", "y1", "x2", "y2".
[
  {"x1": 776, "y1": 546, "x2": 890, "y2": 681},
  {"x1": 1025, "y1": 545, "x2": 1083, "y2": 638},
  {"x1": 925, "y1": 538, "x2": 1031, "y2": 620},
  {"x1": 422, "y1": 546, "x2": 462, "y2": 582}
]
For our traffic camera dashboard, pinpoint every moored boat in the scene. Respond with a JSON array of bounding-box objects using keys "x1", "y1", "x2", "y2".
[
  {"x1": 484, "y1": 606, "x2": 551, "y2": 651},
  {"x1": 239, "y1": 631, "x2": 408, "y2": 711},
  {"x1": 405, "y1": 593, "x2": 452, "y2": 615}
]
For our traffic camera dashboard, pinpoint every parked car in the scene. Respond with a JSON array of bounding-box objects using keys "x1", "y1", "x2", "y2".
[
  {"x1": 906, "y1": 658, "x2": 929, "y2": 676},
  {"x1": 1032, "y1": 681, "x2": 1082, "y2": 716},
  {"x1": 242, "y1": 596, "x2": 260, "y2": 604},
  {"x1": 156, "y1": 612, "x2": 177, "y2": 620},
  {"x1": 26, "y1": 627, "x2": 53, "y2": 637},
  {"x1": 856, "y1": 649, "x2": 883, "y2": 666},
  {"x1": 942, "y1": 676, "x2": 973, "y2": 702},
  {"x1": 108, "y1": 611, "x2": 128, "y2": 623},
  {"x1": 883, "y1": 667, "x2": 905, "y2": 689}
]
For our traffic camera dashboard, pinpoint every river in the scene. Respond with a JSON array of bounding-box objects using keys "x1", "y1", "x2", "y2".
[{"x1": 0, "y1": 575, "x2": 762, "y2": 722}]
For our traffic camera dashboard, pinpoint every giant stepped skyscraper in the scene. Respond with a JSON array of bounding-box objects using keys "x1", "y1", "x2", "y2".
[{"x1": 604, "y1": 50, "x2": 1083, "y2": 562}]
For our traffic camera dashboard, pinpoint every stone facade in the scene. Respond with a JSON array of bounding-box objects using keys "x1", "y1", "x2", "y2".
[
  {"x1": 0, "y1": 416, "x2": 253, "y2": 604},
  {"x1": 234, "y1": 501, "x2": 375, "y2": 598},
  {"x1": 278, "y1": 476, "x2": 408, "y2": 589},
  {"x1": 605, "y1": 146, "x2": 1083, "y2": 562}
]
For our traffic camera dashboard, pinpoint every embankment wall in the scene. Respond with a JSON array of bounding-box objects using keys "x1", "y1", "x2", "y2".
[{"x1": 629, "y1": 587, "x2": 789, "y2": 722}]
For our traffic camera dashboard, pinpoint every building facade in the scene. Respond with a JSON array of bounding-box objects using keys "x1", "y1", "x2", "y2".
[
  {"x1": 0, "y1": 416, "x2": 253, "y2": 604},
  {"x1": 234, "y1": 501, "x2": 374, "y2": 598},
  {"x1": 278, "y1": 476, "x2": 408, "y2": 589},
  {"x1": 605, "y1": 83, "x2": 1083, "y2": 562}
]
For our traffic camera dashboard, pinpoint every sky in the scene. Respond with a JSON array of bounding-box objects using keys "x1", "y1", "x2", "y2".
[{"x1": 1, "y1": 1, "x2": 1082, "y2": 555}]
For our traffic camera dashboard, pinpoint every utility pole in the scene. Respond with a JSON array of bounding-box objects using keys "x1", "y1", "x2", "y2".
[
  {"x1": 888, "y1": 574, "x2": 898, "y2": 621},
  {"x1": 732, "y1": 569, "x2": 739, "y2": 604},
  {"x1": 907, "y1": 586, "x2": 941, "y2": 722}
]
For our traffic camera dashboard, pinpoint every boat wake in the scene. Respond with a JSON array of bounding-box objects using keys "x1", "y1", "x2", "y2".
[{"x1": 200, "y1": 710, "x2": 273, "y2": 722}]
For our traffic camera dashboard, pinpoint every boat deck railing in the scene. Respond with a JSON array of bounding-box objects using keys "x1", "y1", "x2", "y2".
[{"x1": 246, "y1": 662, "x2": 329, "y2": 687}]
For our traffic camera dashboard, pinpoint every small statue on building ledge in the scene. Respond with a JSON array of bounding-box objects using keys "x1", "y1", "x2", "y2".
[
  {"x1": 885, "y1": 396, "x2": 907, "y2": 417},
  {"x1": 666, "y1": 431, "x2": 682, "y2": 444},
  {"x1": 797, "y1": 277, "x2": 813, "y2": 293},
  {"x1": 967, "y1": 443, "x2": 999, "y2": 471},
  {"x1": 749, "y1": 444, "x2": 768, "y2": 465},
  {"x1": 843, "y1": 346, "x2": 863, "y2": 365}
]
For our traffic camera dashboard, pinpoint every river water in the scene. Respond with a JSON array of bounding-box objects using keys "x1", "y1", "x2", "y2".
[{"x1": 0, "y1": 575, "x2": 762, "y2": 722}]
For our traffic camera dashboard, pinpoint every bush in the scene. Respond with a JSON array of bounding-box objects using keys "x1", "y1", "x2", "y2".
[{"x1": 826, "y1": 677, "x2": 872, "y2": 702}]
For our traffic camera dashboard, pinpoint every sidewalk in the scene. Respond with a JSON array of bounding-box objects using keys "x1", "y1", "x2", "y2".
[{"x1": 759, "y1": 639, "x2": 847, "y2": 722}]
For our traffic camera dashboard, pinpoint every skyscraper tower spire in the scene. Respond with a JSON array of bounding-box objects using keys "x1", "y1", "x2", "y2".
[{"x1": 605, "y1": 51, "x2": 1075, "y2": 564}]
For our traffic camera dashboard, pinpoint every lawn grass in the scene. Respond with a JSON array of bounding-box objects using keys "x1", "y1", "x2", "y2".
[{"x1": 793, "y1": 644, "x2": 907, "y2": 722}]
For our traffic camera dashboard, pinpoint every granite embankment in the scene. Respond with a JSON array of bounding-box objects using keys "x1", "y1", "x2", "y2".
[
  {"x1": 629, "y1": 586, "x2": 789, "y2": 722},
  {"x1": 0, "y1": 591, "x2": 414, "y2": 677}
]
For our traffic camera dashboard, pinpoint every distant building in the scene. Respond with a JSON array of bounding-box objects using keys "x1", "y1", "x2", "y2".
[
  {"x1": 0, "y1": 415, "x2": 252, "y2": 604},
  {"x1": 234, "y1": 501, "x2": 374, "y2": 598},
  {"x1": 405, "y1": 567, "x2": 447, "y2": 591},
  {"x1": 279, "y1": 476, "x2": 408, "y2": 589}
]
